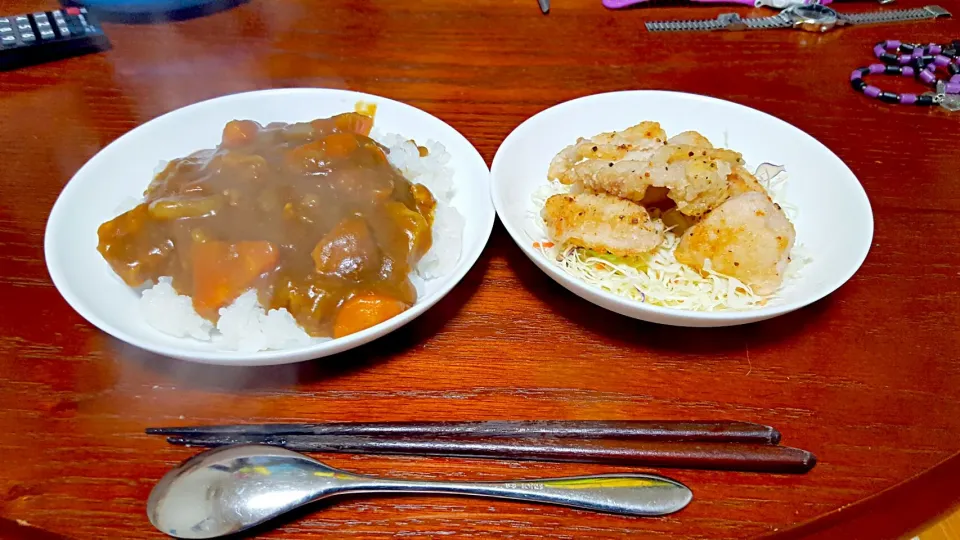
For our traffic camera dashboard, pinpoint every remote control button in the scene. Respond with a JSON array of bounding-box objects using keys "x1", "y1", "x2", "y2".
[
  {"x1": 18, "y1": 23, "x2": 32, "y2": 31},
  {"x1": 39, "y1": 29, "x2": 55, "y2": 40},
  {"x1": 58, "y1": 26, "x2": 71, "y2": 37},
  {"x1": 20, "y1": 33, "x2": 35, "y2": 42},
  {"x1": 53, "y1": 11, "x2": 65, "y2": 19},
  {"x1": 66, "y1": 7, "x2": 81, "y2": 15},
  {"x1": 34, "y1": 12, "x2": 49, "y2": 20},
  {"x1": 1, "y1": 35, "x2": 16, "y2": 46},
  {"x1": 0, "y1": 17, "x2": 9, "y2": 24},
  {"x1": 37, "y1": 21, "x2": 52, "y2": 30},
  {"x1": 0, "y1": 27, "x2": 12, "y2": 34},
  {"x1": 14, "y1": 16, "x2": 28, "y2": 24}
]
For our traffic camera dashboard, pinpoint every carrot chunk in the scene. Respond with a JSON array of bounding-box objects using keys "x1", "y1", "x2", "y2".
[
  {"x1": 321, "y1": 132, "x2": 360, "y2": 157},
  {"x1": 221, "y1": 120, "x2": 260, "y2": 148},
  {"x1": 333, "y1": 293, "x2": 408, "y2": 338},
  {"x1": 191, "y1": 240, "x2": 278, "y2": 319},
  {"x1": 333, "y1": 112, "x2": 374, "y2": 136}
]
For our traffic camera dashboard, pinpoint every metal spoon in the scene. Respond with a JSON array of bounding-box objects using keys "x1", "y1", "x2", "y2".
[{"x1": 147, "y1": 444, "x2": 692, "y2": 539}]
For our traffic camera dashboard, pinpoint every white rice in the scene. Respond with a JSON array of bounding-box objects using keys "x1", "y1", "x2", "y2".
[
  {"x1": 213, "y1": 290, "x2": 312, "y2": 352},
  {"x1": 375, "y1": 131, "x2": 455, "y2": 202},
  {"x1": 140, "y1": 278, "x2": 213, "y2": 340},
  {"x1": 419, "y1": 203, "x2": 465, "y2": 279},
  {"x1": 138, "y1": 132, "x2": 464, "y2": 351}
]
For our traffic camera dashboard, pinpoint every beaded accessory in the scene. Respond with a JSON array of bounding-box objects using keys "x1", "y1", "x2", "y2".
[{"x1": 851, "y1": 39, "x2": 960, "y2": 110}]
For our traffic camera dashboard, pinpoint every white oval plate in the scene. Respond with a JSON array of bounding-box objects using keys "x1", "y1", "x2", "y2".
[
  {"x1": 491, "y1": 91, "x2": 873, "y2": 327},
  {"x1": 45, "y1": 89, "x2": 494, "y2": 365}
]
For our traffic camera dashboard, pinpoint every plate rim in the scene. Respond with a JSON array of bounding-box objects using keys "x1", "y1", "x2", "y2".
[
  {"x1": 44, "y1": 87, "x2": 495, "y2": 365},
  {"x1": 490, "y1": 89, "x2": 874, "y2": 326}
]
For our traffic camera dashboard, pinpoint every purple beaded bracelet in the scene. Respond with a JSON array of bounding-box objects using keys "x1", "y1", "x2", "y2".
[
  {"x1": 852, "y1": 39, "x2": 960, "y2": 106},
  {"x1": 873, "y1": 40, "x2": 946, "y2": 65}
]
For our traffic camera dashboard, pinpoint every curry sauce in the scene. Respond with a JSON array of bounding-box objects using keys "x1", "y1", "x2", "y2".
[{"x1": 97, "y1": 112, "x2": 436, "y2": 338}]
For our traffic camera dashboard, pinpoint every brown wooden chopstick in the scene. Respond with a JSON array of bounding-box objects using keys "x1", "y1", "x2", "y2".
[
  {"x1": 162, "y1": 434, "x2": 815, "y2": 473},
  {"x1": 147, "y1": 420, "x2": 781, "y2": 444}
]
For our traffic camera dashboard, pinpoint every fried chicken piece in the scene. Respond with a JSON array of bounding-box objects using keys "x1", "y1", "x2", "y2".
[
  {"x1": 542, "y1": 192, "x2": 664, "y2": 257},
  {"x1": 549, "y1": 121, "x2": 667, "y2": 184},
  {"x1": 663, "y1": 133, "x2": 771, "y2": 201},
  {"x1": 563, "y1": 158, "x2": 678, "y2": 201},
  {"x1": 675, "y1": 191, "x2": 795, "y2": 295},
  {"x1": 559, "y1": 144, "x2": 742, "y2": 217},
  {"x1": 661, "y1": 145, "x2": 738, "y2": 217},
  {"x1": 667, "y1": 130, "x2": 713, "y2": 148},
  {"x1": 728, "y1": 166, "x2": 768, "y2": 197}
]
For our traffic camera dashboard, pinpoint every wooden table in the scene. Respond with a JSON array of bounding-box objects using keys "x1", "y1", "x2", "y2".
[{"x1": 2, "y1": 0, "x2": 959, "y2": 538}]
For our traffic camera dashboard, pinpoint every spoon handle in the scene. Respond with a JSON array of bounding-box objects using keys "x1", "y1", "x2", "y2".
[{"x1": 339, "y1": 473, "x2": 692, "y2": 516}]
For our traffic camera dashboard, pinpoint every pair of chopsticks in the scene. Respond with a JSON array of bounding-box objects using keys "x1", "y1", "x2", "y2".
[{"x1": 148, "y1": 420, "x2": 816, "y2": 474}]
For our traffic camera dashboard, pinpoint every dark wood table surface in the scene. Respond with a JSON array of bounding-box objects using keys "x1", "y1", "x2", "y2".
[{"x1": 2, "y1": 0, "x2": 959, "y2": 538}]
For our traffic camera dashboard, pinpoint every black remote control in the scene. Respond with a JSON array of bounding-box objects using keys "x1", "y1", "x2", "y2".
[{"x1": 0, "y1": 7, "x2": 110, "y2": 71}]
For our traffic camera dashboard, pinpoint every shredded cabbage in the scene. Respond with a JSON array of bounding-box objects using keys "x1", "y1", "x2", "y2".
[{"x1": 528, "y1": 163, "x2": 810, "y2": 312}]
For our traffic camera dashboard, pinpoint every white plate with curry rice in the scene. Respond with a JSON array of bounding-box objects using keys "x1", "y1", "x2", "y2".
[
  {"x1": 491, "y1": 91, "x2": 872, "y2": 327},
  {"x1": 45, "y1": 89, "x2": 494, "y2": 365}
]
